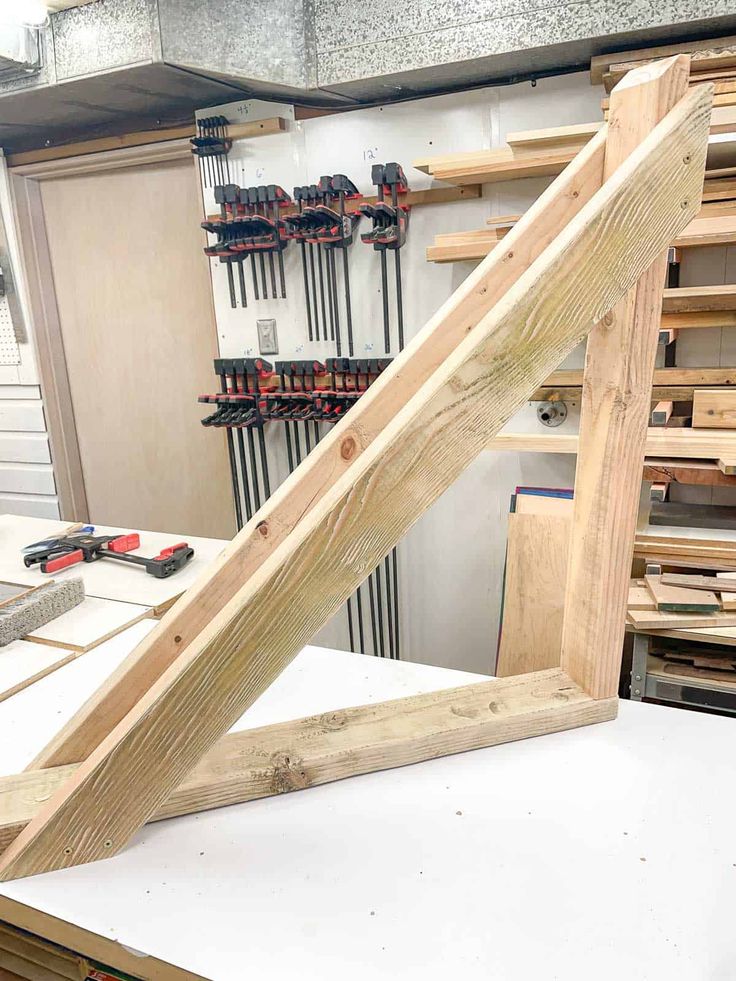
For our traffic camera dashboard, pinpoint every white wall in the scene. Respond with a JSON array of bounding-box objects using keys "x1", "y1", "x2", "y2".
[
  {"x1": 198, "y1": 73, "x2": 602, "y2": 675},
  {"x1": 0, "y1": 152, "x2": 59, "y2": 521}
]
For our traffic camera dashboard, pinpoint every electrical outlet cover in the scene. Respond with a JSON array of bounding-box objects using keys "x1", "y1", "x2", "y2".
[{"x1": 257, "y1": 318, "x2": 278, "y2": 355}]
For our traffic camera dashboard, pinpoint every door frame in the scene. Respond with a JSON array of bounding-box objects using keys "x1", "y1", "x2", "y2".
[{"x1": 8, "y1": 138, "x2": 193, "y2": 520}]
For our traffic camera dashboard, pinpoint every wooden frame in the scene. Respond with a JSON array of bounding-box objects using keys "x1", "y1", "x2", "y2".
[{"x1": 0, "y1": 57, "x2": 711, "y2": 880}]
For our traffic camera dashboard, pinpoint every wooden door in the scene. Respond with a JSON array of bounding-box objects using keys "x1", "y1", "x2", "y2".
[{"x1": 38, "y1": 157, "x2": 234, "y2": 539}]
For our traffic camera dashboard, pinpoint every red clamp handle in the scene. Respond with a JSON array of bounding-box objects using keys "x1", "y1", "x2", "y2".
[
  {"x1": 107, "y1": 533, "x2": 140, "y2": 554},
  {"x1": 153, "y1": 542, "x2": 188, "y2": 561},
  {"x1": 42, "y1": 549, "x2": 84, "y2": 574}
]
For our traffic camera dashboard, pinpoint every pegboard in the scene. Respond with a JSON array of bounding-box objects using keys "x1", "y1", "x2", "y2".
[{"x1": 0, "y1": 295, "x2": 20, "y2": 366}]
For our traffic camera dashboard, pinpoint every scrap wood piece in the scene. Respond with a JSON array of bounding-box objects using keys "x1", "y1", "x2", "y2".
[
  {"x1": 0, "y1": 76, "x2": 710, "y2": 881},
  {"x1": 648, "y1": 655, "x2": 736, "y2": 687},
  {"x1": 660, "y1": 650, "x2": 736, "y2": 670},
  {"x1": 718, "y1": 458, "x2": 736, "y2": 475},
  {"x1": 661, "y1": 572, "x2": 736, "y2": 591},
  {"x1": 644, "y1": 574, "x2": 720, "y2": 612},
  {"x1": 31, "y1": 100, "x2": 614, "y2": 774},
  {"x1": 628, "y1": 609, "x2": 736, "y2": 630},
  {"x1": 629, "y1": 580, "x2": 656, "y2": 610},
  {"x1": 717, "y1": 571, "x2": 736, "y2": 610},
  {"x1": 0, "y1": 668, "x2": 616, "y2": 859},
  {"x1": 496, "y1": 513, "x2": 571, "y2": 676}
]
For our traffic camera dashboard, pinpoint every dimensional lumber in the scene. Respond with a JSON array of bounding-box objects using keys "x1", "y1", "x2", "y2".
[
  {"x1": 635, "y1": 533, "x2": 736, "y2": 570},
  {"x1": 540, "y1": 367, "x2": 736, "y2": 390},
  {"x1": 6, "y1": 117, "x2": 287, "y2": 168},
  {"x1": 644, "y1": 574, "x2": 720, "y2": 612},
  {"x1": 651, "y1": 401, "x2": 673, "y2": 426},
  {"x1": 628, "y1": 609, "x2": 736, "y2": 630},
  {"x1": 661, "y1": 311, "x2": 736, "y2": 330},
  {"x1": 590, "y1": 36, "x2": 736, "y2": 85},
  {"x1": 506, "y1": 122, "x2": 603, "y2": 148},
  {"x1": 674, "y1": 214, "x2": 736, "y2": 247},
  {"x1": 487, "y1": 429, "x2": 736, "y2": 459},
  {"x1": 719, "y1": 458, "x2": 736, "y2": 474},
  {"x1": 0, "y1": 669, "x2": 616, "y2": 858},
  {"x1": 0, "y1": 77, "x2": 709, "y2": 880},
  {"x1": 662, "y1": 285, "x2": 736, "y2": 312},
  {"x1": 561, "y1": 55, "x2": 692, "y2": 701},
  {"x1": 661, "y1": 572, "x2": 736, "y2": 591},
  {"x1": 692, "y1": 389, "x2": 736, "y2": 429},
  {"x1": 31, "y1": 114, "x2": 613, "y2": 773},
  {"x1": 496, "y1": 513, "x2": 571, "y2": 676}
]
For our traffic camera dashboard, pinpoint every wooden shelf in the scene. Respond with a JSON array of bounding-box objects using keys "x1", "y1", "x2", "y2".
[
  {"x1": 487, "y1": 428, "x2": 736, "y2": 463},
  {"x1": 428, "y1": 212, "x2": 736, "y2": 263},
  {"x1": 643, "y1": 459, "x2": 736, "y2": 486}
]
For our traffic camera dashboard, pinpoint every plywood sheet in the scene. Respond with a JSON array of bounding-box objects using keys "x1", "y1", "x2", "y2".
[
  {"x1": 39, "y1": 158, "x2": 234, "y2": 539},
  {"x1": 496, "y1": 513, "x2": 571, "y2": 676}
]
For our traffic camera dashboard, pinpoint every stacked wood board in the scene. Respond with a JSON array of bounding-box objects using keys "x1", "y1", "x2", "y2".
[
  {"x1": 627, "y1": 572, "x2": 736, "y2": 629},
  {"x1": 413, "y1": 122, "x2": 600, "y2": 186},
  {"x1": 594, "y1": 36, "x2": 736, "y2": 105}
]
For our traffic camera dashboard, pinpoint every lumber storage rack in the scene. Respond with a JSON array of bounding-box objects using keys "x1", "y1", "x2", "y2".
[{"x1": 0, "y1": 57, "x2": 712, "y2": 880}]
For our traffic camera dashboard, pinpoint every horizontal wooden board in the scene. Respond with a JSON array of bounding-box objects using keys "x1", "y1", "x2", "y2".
[
  {"x1": 693, "y1": 389, "x2": 736, "y2": 429},
  {"x1": 489, "y1": 428, "x2": 736, "y2": 460},
  {"x1": 628, "y1": 609, "x2": 736, "y2": 630},
  {"x1": 0, "y1": 668, "x2": 617, "y2": 858},
  {"x1": 662, "y1": 285, "x2": 736, "y2": 312}
]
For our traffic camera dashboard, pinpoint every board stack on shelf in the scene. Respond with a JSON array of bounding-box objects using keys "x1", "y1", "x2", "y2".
[{"x1": 628, "y1": 570, "x2": 736, "y2": 629}]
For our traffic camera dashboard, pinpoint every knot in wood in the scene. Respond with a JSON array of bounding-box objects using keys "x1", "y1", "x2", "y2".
[
  {"x1": 270, "y1": 753, "x2": 310, "y2": 794},
  {"x1": 602, "y1": 311, "x2": 615, "y2": 327},
  {"x1": 256, "y1": 520, "x2": 269, "y2": 538},
  {"x1": 341, "y1": 435, "x2": 357, "y2": 460}
]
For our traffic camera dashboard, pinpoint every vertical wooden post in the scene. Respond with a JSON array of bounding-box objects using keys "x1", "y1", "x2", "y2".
[{"x1": 560, "y1": 55, "x2": 692, "y2": 698}]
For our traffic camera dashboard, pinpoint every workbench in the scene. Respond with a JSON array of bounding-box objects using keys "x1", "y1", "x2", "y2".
[{"x1": 1, "y1": 518, "x2": 735, "y2": 980}]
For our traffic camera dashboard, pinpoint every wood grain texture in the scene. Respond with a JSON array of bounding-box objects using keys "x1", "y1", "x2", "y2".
[
  {"x1": 662, "y1": 284, "x2": 736, "y2": 312},
  {"x1": 496, "y1": 514, "x2": 571, "y2": 675},
  {"x1": 31, "y1": 119, "x2": 611, "y2": 772},
  {"x1": 561, "y1": 56, "x2": 696, "y2": 700},
  {"x1": 693, "y1": 389, "x2": 736, "y2": 428},
  {"x1": 675, "y1": 214, "x2": 736, "y2": 246},
  {"x1": 0, "y1": 79, "x2": 708, "y2": 880},
  {"x1": 662, "y1": 572, "x2": 736, "y2": 591},
  {"x1": 0, "y1": 669, "x2": 617, "y2": 859},
  {"x1": 488, "y1": 428, "x2": 736, "y2": 459}
]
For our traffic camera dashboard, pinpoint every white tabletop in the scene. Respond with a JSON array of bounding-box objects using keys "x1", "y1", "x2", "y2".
[
  {"x1": 0, "y1": 515, "x2": 226, "y2": 611},
  {"x1": 1, "y1": 623, "x2": 734, "y2": 981}
]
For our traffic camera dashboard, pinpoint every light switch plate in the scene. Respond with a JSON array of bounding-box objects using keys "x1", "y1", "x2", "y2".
[{"x1": 257, "y1": 318, "x2": 278, "y2": 355}]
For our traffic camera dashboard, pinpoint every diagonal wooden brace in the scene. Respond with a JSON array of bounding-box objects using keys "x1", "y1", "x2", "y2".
[{"x1": 0, "y1": 70, "x2": 711, "y2": 880}]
